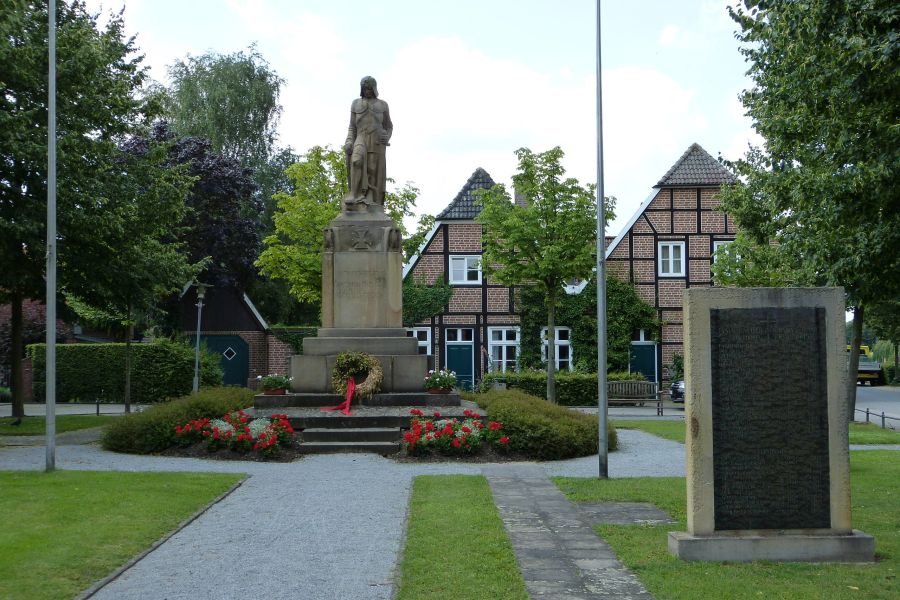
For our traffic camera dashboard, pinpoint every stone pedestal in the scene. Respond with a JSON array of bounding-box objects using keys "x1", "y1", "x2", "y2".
[
  {"x1": 290, "y1": 205, "x2": 426, "y2": 395},
  {"x1": 669, "y1": 287, "x2": 875, "y2": 563}
]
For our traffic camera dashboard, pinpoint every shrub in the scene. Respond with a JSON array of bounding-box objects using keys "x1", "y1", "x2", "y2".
[
  {"x1": 481, "y1": 371, "x2": 644, "y2": 406},
  {"x1": 28, "y1": 339, "x2": 222, "y2": 403},
  {"x1": 101, "y1": 387, "x2": 255, "y2": 454},
  {"x1": 462, "y1": 389, "x2": 616, "y2": 460},
  {"x1": 0, "y1": 387, "x2": 10, "y2": 402}
]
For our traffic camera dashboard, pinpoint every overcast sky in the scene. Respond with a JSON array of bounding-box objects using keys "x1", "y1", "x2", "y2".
[{"x1": 83, "y1": 0, "x2": 760, "y2": 234}]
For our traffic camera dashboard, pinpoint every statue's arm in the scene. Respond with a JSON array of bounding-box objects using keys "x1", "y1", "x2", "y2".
[
  {"x1": 381, "y1": 104, "x2": 393, "y2": 144},
  {"x1": 344, "y1": 107, "x2": 356, "y2": 152}
]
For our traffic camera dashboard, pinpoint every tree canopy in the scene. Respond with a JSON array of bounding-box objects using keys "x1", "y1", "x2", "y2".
[
  {"x1": 0, "y1": 1, "x2": 182, "y2": 418},
  {"x1": 476, "y1": 146, "x2": 614, "y2": 402},
  {"x1": 722, "y1": 0, "x2": 900, "y2": 416},
  {"x1": 165, "y1": 45, "x2": 284, "y2": 173}
]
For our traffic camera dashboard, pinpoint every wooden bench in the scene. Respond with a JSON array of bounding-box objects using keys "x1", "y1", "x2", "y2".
[{"x1": 607, "y1": 380, "x2": 663, "y2": 415}]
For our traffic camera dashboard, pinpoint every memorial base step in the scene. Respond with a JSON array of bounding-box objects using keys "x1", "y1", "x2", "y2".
[{"x1": 255, "y1": 391, "x2": 461, "y2": 409}]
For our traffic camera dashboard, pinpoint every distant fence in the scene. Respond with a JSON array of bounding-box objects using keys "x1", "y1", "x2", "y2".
[{"x1": 855, "y1": 407, "x2": 899, "y2": 430}]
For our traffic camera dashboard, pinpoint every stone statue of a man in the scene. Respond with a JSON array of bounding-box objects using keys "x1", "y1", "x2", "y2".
[{"x1": 343, "y1": 76, "x2": 392, "y2": 207}]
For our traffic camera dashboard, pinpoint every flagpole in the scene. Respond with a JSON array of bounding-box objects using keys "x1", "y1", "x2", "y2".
[
  {"x1": 595, "y1": 0, "x2": 609, "y2": 479},
  {"x1": 46, "y1": 0, "x2": 58, "y2": 471}
]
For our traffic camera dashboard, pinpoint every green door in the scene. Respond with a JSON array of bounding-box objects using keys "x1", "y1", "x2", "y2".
[
  {"x1": 629, "y1": 342, "x2": 658, "y2": 383},
  {"x1": 446, "y1": 344, "x2": 474, "y2": 390},
  {"x1": 197, "y1": 335, "x2": 249, "y2": 387}
]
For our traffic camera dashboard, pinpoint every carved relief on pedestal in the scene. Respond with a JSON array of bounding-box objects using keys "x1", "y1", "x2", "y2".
[{"x1": 349, "y1": 226, "x2": 375, "y2": 250}]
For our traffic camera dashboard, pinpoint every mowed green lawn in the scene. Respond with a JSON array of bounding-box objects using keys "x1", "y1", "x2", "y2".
[
  {"x1": 613, "y1": 419, "x2": 900, "y2": 445},
  {"x1": 0, "y1": 470, "x2": 243, "y2": 600},
  {"x1": 555, "y1": 450, "x2": 899, "y2": 600},
  {"x1": 397, "y1": 475, "x2": 528, "y2": 600},
  {"x1": 0, "y1": 415, "x2": 118, "y2": 436}
]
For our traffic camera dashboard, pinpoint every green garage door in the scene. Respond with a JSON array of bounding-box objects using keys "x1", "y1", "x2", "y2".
[{"x1": 196, "y1": 335, "x2": 249, "y2": 387}]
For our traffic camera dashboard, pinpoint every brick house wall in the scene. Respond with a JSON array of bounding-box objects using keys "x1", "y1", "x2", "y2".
[
  {"x1": 405, "y1": 144, "x2": 736, "y2": 385},
  {"x1": 605, "y1": 143, "x2": 737, "y2": 380}
]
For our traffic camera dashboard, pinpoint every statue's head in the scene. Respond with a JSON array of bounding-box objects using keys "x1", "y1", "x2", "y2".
[{"x1": 359, "y1": 76, "x2": 378, "y2": 98}]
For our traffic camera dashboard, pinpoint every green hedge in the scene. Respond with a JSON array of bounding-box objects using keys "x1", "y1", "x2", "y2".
[
  {"x1": 463, "y1": 389, "x2": 615, "y2": 460},
  {"x1": 28, "y1": 339, "x2": 222, "y2": 404},
  {"x1": 101, "y1": 387, "x2": 255, "y2": 454},
  {"x1": 481, "y1": 371, "x2": 645, "y2": 406}
]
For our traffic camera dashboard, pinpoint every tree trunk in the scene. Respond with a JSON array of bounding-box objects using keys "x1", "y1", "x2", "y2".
[
  {"x1": 10, "y1": 292, "x2": 24, "y2": 422},
  {"x1": 847, "y1": 304, "x2": 864, "y2": 425},
  {"x1": 124, "y1": 306, "x2": 133, "y2": 414},
  {"x1": 893, "y1": 338, "x2": 899, "y2": 384},
  {"x1": 546, "y1": 295, "x2": 557, "y2": 404}
]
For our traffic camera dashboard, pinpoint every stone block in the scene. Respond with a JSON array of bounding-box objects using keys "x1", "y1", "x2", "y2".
[
  {"x1": 670, "y1": 287, "x2": 874, "y2": 563},
  {"x1": 668, "y1": 530, "x2": 875, "y2": 563},
  {"x1": 303, "y1": 336, "x2": 418, "y2": 356},
  {"x1": 290, "y1": 355, "x2": 329, "y2": 392},
  {"x1": 389, "y1": 354, "x2": 428, "y2": 391}
]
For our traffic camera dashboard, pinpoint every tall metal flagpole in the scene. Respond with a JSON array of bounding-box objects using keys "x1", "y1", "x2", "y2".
[
  {"x1": 46, "y1": 0, "x2": 58, "y2": 471},
  {"x1": 595, "y1": 0, "x2": 609, "y2": 479}
]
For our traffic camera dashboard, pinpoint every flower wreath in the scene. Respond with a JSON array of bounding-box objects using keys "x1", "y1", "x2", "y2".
[{"x1": 331, "y1": 352, "x2": 383, "y2": 400}]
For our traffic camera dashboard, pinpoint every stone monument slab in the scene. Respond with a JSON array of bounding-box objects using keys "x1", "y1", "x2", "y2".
[{"x1": 669, "y1": 287, "x2": 874, "y2": 563}]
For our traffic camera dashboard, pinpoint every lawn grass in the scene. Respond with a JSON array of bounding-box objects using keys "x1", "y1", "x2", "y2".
[
  {"x1": 554, "y1": 451, "x2": 899, "y2": 600},
  {"x1": 0, "y1": 470, "x2": 243, "y2": 600},
  {"x1": 613, "y1": 419, "x2": 686, "y2": 443},
  {"x1": 397, "y1": 475, "x2": 528, "y2": 600},
  {"x1": 613, "y1": 419, "x2": 900, "y2": 445},
  {"x1": 0, "y1": 415, "x2": 118, "y2": 436},
  {"x1": 848, "y1": 422, "x2": 900, "y2": 444}
]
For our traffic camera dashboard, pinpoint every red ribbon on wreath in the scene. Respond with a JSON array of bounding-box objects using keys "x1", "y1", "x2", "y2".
[{"x1": 321, "y1": 378, "x2": 355, "y2": 416}]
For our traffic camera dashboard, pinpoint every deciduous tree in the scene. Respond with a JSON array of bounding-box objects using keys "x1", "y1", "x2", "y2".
[
  {"x1": 476, "y1": 147, "x2": 612, "y2": 402},
  {"x1": 0, "y1": 1, "x2": 169, "y2": 419},
  {"x1": 165, "y1": 46, "x2": 283, "y2": 174},
  {"x1": 723, "y1": 0, "x2": 900, "y2": 418}
]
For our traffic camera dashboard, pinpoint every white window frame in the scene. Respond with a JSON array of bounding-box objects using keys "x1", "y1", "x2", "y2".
[
  {"x1": 487, "y1": 326, "x2": 520, "y2": 373},
  {"x1": 712, "y1": 240, "x2": 732, "y2": 263},
  {"x1": 658, "y1": 241, "x2": 686, "y2": 277},
  {"x1": 449, "y1": 255, "x2": 482, "y2": 285},
  {"x1": 407, "y1": 327, "x2": 432, "y2": 356},
  {"x1": 541, "y1": 326, "x2": 573, "y2": 372}
]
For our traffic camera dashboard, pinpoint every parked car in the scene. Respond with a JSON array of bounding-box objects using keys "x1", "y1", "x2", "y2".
[{"x1": 670, "y1": 380, "x2": 684, "y2": 403}]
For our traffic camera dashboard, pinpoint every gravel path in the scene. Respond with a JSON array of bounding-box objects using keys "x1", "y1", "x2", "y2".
[{"x1": 0, "y1": 430, "x2": 683, "y2": 600}]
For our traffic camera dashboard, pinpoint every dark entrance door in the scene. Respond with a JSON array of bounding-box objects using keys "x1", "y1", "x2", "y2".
[
  {"x1": 629, "y1": 341, "x2": 658, "y2": 383},
  {"x1": 445, "y1": 328, "x2": 475, "y2": 390},
  {"x1": 196, "y1": 335, "x2": 249, "y2": 387}
]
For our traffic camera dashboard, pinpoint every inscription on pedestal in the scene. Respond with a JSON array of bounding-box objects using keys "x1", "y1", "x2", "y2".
[{"x1": 710, "y1": 307, "x2": 830, "y2": 530}]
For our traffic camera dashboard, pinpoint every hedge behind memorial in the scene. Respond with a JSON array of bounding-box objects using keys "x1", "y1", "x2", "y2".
[
  {"x1": 28, "y1": 339, "x2": 223, "y2": 403},
  {"x1": 481, "y1": 370, "x2": 644, "y2": 406}
]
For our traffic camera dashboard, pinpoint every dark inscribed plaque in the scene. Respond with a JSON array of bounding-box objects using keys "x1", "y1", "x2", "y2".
[{"x1": 710, "y1": 307, "x2": 830, "y2": 530}]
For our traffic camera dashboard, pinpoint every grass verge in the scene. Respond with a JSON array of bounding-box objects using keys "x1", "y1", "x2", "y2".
[
  {"x1": 848, "y1": 422, "x2": 900, "y2": 444},
  {"x1": 0, "y1": 415, "x2": 118, "y2": 436},
  {"x1": 0, "y1": 470, "x2": 243, "y2": 600},
  {"x1": 554, "y1": 451, "x2": 898, "y2": 600},
  {"x1": 397, "y1": 475, "x2": 528, "y2": 600},
  {"x1": 613, "y1": 419, "x2": 900, "y2": 445}
]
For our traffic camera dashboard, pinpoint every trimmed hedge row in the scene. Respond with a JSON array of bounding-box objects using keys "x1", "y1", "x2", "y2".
[
  {"x1": 101, "y1": 387, "x2": 255, "y2": 454},
  {"x1": 28, "y1": 339, "x2": 222, "y2": 404},
  {"x1": 481, "y1": 370, "x2": 645, "y2": 406},
  {"x1": 463, "y1": 389, "x2": 615, "y2": 460}
]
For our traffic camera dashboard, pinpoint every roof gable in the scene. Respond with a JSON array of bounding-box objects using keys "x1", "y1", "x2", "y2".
[
  {"x1": 436, "y1": 167, "x2": 496, "y2": 220},
  {"x1": 655, "y1": 143, "x2": 735, "y2": 188}
]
